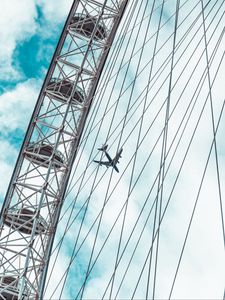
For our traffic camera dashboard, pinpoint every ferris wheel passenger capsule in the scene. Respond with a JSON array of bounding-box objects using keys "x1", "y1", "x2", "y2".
[
  {"x1": 24, "y1": 143, "x2": 64, "y2": 169},
  {"x1": 3, "y1": 208, "x2": 47, "y2": 235},
  {"x1": 47, "y1": 79, "x2": 84, "y2": 104},
  {"x1": 69, "y1": 14, "x2": 106, "y2": 40},
  {"x1": 0, "y1": 276, "x2": 21, "y2": 300}
]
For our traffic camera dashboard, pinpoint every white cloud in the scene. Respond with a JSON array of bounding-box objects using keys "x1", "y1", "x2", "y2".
[
  {"x1": 0, "y1": 0, "x2": 38, "y2": 80},
  {"x1": 36, "y1": 0, "x2": 73, "y2": 25},
  {"x1": 0, "y1": 79, "x2": 40, "y2": 132},
  {"x1": 0, "y1": 0, "x2": 74, "y2": 81},
  {"x1": 0, "y1": 79, "x2": 41, "y2": 198},
  {"x1": 0, "y1": 140, "x2": 18, "y2": 196}
]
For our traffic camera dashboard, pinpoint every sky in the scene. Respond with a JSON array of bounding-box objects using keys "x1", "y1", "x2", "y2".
[
  {"x1": 0, "y1": 0, "x2": 225, "y2": 299},
  {"x1": 0, "y1": 0, "x2": 73, "y2": 194}
]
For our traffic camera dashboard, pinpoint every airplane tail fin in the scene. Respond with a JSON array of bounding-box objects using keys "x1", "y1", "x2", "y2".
[{"x1": 98, "y1": 144, "x2": 108, "y2": 151}]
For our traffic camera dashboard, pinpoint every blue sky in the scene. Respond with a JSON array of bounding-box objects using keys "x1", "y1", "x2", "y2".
[
  {"x1": 0, "y1": 3, "x2": 72, "y2": 296},
  {"x1": 0, "y1": 0, "x2": 73, "y2": 194},
  {"x1": 0, "y1": 0, "x2": 225, "y2": 299}
]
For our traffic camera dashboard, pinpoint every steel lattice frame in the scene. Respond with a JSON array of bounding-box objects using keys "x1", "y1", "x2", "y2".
[{"x1": 0, "y1": 0, "x2": 128, "y2": 298}]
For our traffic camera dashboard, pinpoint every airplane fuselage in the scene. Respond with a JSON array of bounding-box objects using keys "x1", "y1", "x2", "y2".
[{"x1": 94, "y1": 145, "x2": 123, "y2": 173}]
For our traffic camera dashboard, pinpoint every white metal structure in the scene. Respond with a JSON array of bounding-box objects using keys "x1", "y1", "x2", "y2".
[
  {"x1": 1, "y1": 0, "x2": 225, "y2": 299},
  {"x1": 0, "y1": 0, "x2": 128, "y2": 298}
]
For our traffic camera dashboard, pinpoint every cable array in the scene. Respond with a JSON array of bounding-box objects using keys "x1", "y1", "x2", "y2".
[{"x1": 43, "y1": 0, "x2": 225, "y2": 299}]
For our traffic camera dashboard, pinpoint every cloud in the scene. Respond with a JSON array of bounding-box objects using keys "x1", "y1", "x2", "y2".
[
  {"x1": 0, "y1": 79, "x2": 41, "y2": 199},
  {"x1": 0, "y1": 140, "x2": 18, "y2": 197},
  {"x1": 0, "y1": 79, "x2": 41, "y2": 132},
  {"x1": 0, "y1": 0, "x2": 38, "y2": 81},
  {"x1": 36, "y1": 0, "x2": 73, "y2": 25},
  {"x1": 0, "y1": 0, "x2": 74, "y2": 82}
]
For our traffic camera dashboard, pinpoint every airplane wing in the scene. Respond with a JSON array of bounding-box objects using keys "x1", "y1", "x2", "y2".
[
  {"x1": 94, "y1": 160, "x2": 119, "y2": 172},
  {"x1": 93, "y1": 160, "x2": 110, "y2": 167},
  {"x1": 112, "y1": 149, "x2": 123, "y2": 164}
]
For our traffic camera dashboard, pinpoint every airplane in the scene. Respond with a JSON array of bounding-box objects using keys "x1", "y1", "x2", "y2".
[{"x1": 93, "y1": 145, "x2": 123, "y2": 173}]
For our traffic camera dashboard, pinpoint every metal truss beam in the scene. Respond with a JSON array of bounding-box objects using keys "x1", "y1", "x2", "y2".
[{"x1": 0, "y1": 0, "x2": 128, "y2": 298}]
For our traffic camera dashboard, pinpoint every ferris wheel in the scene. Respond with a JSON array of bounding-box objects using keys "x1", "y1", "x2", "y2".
[{"x1": 0, "y1": 0, "x2": 224, "y2": 299}]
